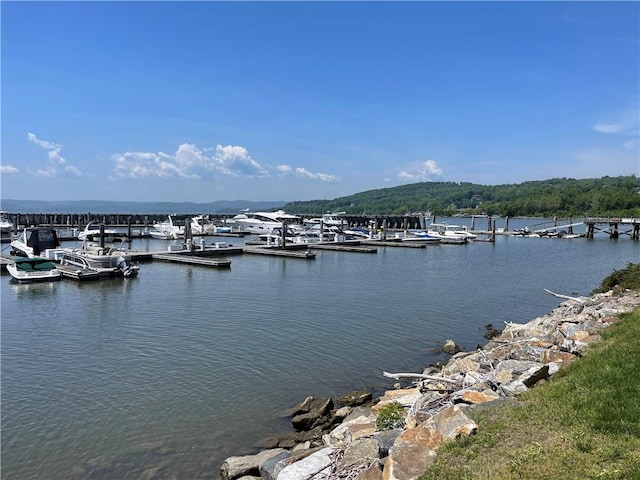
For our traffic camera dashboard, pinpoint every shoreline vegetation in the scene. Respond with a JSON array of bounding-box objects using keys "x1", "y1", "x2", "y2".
[{"x1": 220, "y1": 263, "x2": 640, "y2": 480}]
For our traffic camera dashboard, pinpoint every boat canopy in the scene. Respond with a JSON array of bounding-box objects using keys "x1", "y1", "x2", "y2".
[{"x1": 26, "y1": 228, "x2": 61, "y2": 255}]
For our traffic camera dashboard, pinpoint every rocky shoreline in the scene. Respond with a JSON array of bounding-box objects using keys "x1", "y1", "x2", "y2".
[{"x1": 220, "y1": 288, "x2": 640, "y2": 480}]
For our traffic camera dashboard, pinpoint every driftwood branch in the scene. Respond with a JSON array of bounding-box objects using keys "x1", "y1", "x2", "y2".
[
  {"x1": 543, "y1": 288, "x2": 585, "y2": 303},
  {"x1": 383, "y1": 371, "x2": 459, "y2": 384}
]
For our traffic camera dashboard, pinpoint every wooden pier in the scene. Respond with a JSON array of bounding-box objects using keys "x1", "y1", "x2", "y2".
[{"x1": 584, "y1": 217, "x2": 640, "y2": 239}]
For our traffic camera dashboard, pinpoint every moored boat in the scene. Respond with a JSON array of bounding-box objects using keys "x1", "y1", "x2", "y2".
[
  {"x1": 231, "y1": 210, "x2": 302, "y2": 234},
  {"x1": 426, "y1": 223, "x2": 476, "y2": 243},
  {"x1": 10, "y1": 227, "x2": 61, "y2": 257},
  {"x1": 78, "y1": 221, "x2": 126, "y2": 243},
  {"x1": 303, "y1": 212, "x2": 349, "y2": 230},
  {"x1": 392, "y1": 230, "x2": 442, "y2": 244},
  {"x1": 0, "y1": 210, "x2": 13, "y2": 238},
  {"x1": 59, "y1": 242, "x2": 140, "y2": 277},
  {"x1": 151, "y1": 215, "x2": 186, "y2": 239},
  {"x1": 7, "y1": 256, "x2": 62, "y2": 283}
]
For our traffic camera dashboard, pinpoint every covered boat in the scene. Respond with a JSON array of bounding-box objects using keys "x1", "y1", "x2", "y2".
[
  {"x1": 10, "y1": 227, "x2": 61, "y2": 257},
  {"x1": 7, "y1": 256, "x2": 62, "y2": 283}
]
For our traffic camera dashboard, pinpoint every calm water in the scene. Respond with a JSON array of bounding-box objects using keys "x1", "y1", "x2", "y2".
[{"x1": 1, "y1": 218, "x2": 638, "y2": 479}]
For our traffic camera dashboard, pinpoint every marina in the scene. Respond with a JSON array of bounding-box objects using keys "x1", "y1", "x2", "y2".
[
  {"x1": 1, "y1": 214, "x2": 638, "y2": 281},
  {"x1": 2, "y1": 212, "x2": 639, "y2": 240},
  {"x1": 1, "y1": 216, "x2": 639, "y2": 480}
]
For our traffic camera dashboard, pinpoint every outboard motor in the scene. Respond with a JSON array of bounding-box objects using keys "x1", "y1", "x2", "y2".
[{"x1": 116, "y1": 256, "x2": 137, "y2": 277}]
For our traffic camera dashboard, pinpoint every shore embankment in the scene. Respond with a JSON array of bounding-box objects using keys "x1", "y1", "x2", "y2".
[{"x1": 220, "y1": 288, "x2": 640, "y2": 480}]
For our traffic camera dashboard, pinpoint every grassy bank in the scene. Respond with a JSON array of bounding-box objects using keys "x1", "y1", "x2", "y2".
[{"x1": 420, "y1": 297, "x2": 640, "y2": 478}]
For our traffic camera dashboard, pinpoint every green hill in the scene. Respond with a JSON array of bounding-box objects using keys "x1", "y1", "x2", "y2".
[{"x1": 285, "y1": 176, "x2": 640, "y2": 217}]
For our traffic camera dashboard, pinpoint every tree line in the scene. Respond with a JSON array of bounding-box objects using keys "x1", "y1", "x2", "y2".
[{"x1": 284, "y1": 176, "x2": 640, "y2": 217}]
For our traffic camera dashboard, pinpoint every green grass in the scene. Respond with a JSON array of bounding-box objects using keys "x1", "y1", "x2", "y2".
[{"x1": 419, "y1": 307, "x2": 640, "y2": 480}]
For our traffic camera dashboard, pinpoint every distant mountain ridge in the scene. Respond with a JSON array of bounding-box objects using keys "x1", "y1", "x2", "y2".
[{"x1": 0, "y1": 199, "x2": 285, "y2": 214}]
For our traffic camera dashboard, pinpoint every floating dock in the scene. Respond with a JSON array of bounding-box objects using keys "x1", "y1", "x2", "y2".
[
  {"x1": 152, "y1": 254, "x2": 232, "y2": 268},
  {"x1": 55, "y1": 264, "x2": 102, "y2": 280},
  {"x1": 361, "y1": 239, "x2": 428, "y2": 248},
  {"x1": 310, "y1": 243, "x2": 377, "y2": 253},
  {"x1": 243, "y1": 246, "x2": 317, "y2": 259}
]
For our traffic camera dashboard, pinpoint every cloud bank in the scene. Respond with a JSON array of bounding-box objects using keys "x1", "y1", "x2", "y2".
[{"x1": 112, "y1": 143, "x2": 336, "y2": 182}]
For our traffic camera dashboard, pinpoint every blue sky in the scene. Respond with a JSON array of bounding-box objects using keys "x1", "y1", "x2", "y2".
[{"x1": 1, "y1": 1, "x2": 638, "y2": 203}]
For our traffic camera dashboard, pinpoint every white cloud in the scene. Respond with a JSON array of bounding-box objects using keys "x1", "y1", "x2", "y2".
[
  {"x1": 27, "y1": 132, "x2": 87, "y2": 177},
  {"x1": 592, "y1": 121, "x2": 628, "y2": 134},
  {"x1": 113, "y1": 143, "x2": 269, "y2": 179},
  {"x1": 276, "y1": 164, "x2": 293, "y2": 174},
  {"x1": 33, "y1": 167, "x2": 57, "y2": 177},
  {"x1": 63, "y1": 165, "x2": 85, "y2": 177},
  {"x1": 398, "y1": 159, "x2": 444, "y2": 182},
  {"x1": 294, "y1": 168, "x2": 339, "y2": 182},
  {"x1": 113, "y1": 150, "x2": 199, "y2": 179},
  {"x1": 592, "y1": 111, "x2": 640, "y2": 150},
  {"x1": 212, "y1": 145, "x2": 267, "y2": 177},
  {"x1": 28, "y1": 132, "x2": 66, "y2": 164},
  {"x1": 276, "y1": 164, "x2": 339, "y2": 182},
  {"x1": 1, "y1": 165, "x2": 19, "y2": 174}
]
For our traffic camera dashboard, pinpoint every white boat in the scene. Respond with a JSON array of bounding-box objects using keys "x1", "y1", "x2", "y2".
[
  {"x1": 231, "y1": 210, "x2": 302, "y2": 234},
  {"x1": 190, "y1": 214, "x2": 213, "y2": 235},
  {"x1": 395, "y1": 230, "x2": 441, "y2": 244},
  {"x1": 0, "y1": 210, "x2": 13, "y2": 236},
  {"x1": 257, "y1": 225, "x2": 336, "y2": 245},
  {"x1": 78, "y1": 221, "x2": 126, "y2": 243},
  {"x1": 7, "y1": 256, "x2": 62, "y2": 283},
  {"x1": 427, "y1": 223, "x2": 476, "y2": 243},
  {"x1": 304, "y1": 212, "x2": 349, "y2": 230},
  {"x1": 151, "y1": 215, "x2": 186, "y2": 239},
  {"x1": 10, "y1": 227, "x2": 62, "y2": 257},
  {"x1": 59, "y1": 242, "x2": 139, "y2": 277},
  {"x1": 343, "y1": 227, "x2": 372, "y2": 240},
  {"x1": 149, "y1": 229, "x2": 182, "y2": 240}
]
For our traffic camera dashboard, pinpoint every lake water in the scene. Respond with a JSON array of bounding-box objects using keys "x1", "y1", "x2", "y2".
[{"x1": 1, "y1": 218, "x2": 638, "y2": 479}]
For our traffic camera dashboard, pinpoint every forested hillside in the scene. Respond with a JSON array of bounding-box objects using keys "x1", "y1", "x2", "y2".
[{"x1": 285, "y1": 176, "x2": 640, "y2": 217}]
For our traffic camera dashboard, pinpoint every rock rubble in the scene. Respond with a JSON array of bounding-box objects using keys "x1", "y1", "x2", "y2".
[{"x1": 220, "y1": 289, "x2": 640, "y2": 480}]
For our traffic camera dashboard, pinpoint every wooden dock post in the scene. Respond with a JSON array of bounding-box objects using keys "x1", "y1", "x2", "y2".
[
  {"x1": 503, "y1": 216, "x2": 509, "y2": 232},
  {"x1": 99, "y1": 224, "x2": 105, "y2": 248},
  {"x1": 280, "y1": 221, "x2": 287, "y2": 249},
  {"x1": 492, "y1": 220, "x2": 496, "y2": 242},
  {"x1": 471, "y1": 215, "x2": 476, "y2": 231},
  {"x1": 127, "y1": 216, "x2": 132, "y2": 240}
]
